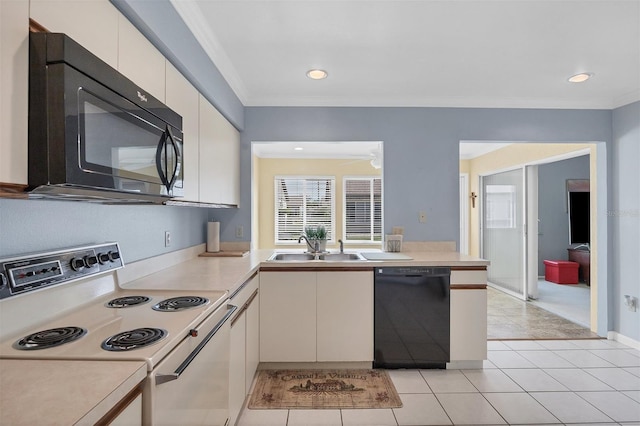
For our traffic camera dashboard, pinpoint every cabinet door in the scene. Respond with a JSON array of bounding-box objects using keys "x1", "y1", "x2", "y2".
[
  {"x1": 229, "y1": 312, "x2": 246, "y2": 426},
  {"x1": 30, "y1": 0, "x2": 119, "y2": 68},
  {"x1": 316, "y1": 271, "x2": 374, "y2": 362},
  {"x1": 245, "y1": 291, "x2": 260, "y2": 392},
  {"x1": 165, "y1": 63, "x2": 199, "y2": 201},
  {"x1": 198, "y1": 96, "x2": 240, "y2": 206},
  {"x1": 1, "y1": 0, "x2": 29, "y2": 186},
  {"x1": 117, "y1": 16, "x2": 165, "y2": 102},
  {"x1": 450, "y1": 289, "x2": 487, "y2": 361},
  {"x1": 260, "y1": 272, "x2": 316, "y2": 362}
]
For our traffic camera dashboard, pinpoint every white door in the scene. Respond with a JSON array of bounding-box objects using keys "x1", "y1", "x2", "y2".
[{"x1": 481, "y1": 168, "x2": 527, "y2": 300}]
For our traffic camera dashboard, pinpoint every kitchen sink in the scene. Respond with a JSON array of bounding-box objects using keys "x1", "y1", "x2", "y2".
[
  {"x1": 267, "y1": 252, "x2": 366, "y2": 261},
  {"x1": 318, "y1": 253, "x2": 365, "y2": 261},
  {"x1": 268, "y1": 253, "x2": 317, "y2": 261}
]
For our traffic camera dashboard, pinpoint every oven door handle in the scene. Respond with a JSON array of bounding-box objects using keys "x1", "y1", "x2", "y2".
[{"x1": 155, "y1": 304, "x2": 237, "y2": 386}]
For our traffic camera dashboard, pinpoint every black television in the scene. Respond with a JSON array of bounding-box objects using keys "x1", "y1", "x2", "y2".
[{"x1": 568, "y1": 191, "x2": 590, "y2": 244}]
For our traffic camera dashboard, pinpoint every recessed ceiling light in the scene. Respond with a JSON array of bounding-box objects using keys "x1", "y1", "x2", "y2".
[
  {"x1": 568, "y1": 72, "x2": 593, "y2": 83},
  {"x1": 294, "y1": 147, "x2": 303, "y2": 151},
  {"x1": 306, "y1": 69, "x2": 328, "y2": 80}
]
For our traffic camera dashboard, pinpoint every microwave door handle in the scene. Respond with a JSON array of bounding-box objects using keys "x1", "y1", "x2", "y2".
[
  {"x1": 164, "y1": 126, "x2": 180, "y2": 188},
  {"x1": 155, "y1": 127, "x2": 180, "y2": 191},
  {"x1": 155, "y1": 304, "x2": 238, "y2": 386},
  {"x1": 155, "y1": 131, "x2": 171, "y2": 190}
]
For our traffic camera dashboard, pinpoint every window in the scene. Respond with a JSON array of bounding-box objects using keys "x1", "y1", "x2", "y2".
[
  {"x1": 344, "y1": 177, "x2": 382, "y2": 242},
  {"x1": 275, "y1": 177, "x2": 335, "y2": 243},
  {"x1": 485, "y1": 184, "x2": 517, "y2": 229}
]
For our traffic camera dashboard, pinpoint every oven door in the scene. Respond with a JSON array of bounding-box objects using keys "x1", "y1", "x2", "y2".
[{"x1": 147, "y1": 303, "x2": 237, "y2": 425}]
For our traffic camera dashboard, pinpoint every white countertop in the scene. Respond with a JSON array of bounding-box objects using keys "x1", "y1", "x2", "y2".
[
  {"x1": 121, "y1": 248, "x2": 489, "y2": 295},
  {"x1": 0, "y1": 359, "x2": 146, "y2": 425}
]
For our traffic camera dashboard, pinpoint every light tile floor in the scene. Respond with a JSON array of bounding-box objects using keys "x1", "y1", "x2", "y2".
[
  {"x1": 487, "y1": 286, "x2": 599, "y2": 339},
  {"x1": 237, "y1": 339, "x2": 640, "y2": 425}
]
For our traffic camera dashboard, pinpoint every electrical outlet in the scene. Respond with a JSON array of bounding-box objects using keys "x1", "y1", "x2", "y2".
[
  {"x1": 164, "y1": 231, "x2": 171, "y2": 247},
  {"x1": 235, "y1": 225, "x2": 243, "y2": 238},
  {"x1": 419, "y1": 211, "x2": 427, "y2": 223}
]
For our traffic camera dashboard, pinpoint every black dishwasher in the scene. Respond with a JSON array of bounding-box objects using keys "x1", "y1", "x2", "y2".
[{"x1": 374, "y1": 266, "x2": 450, "y2": 369}]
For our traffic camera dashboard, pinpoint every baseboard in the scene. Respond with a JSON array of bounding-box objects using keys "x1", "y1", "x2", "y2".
[
  {"x1": 258, "y1": 362, "x2": 372, "y2": 370},
  {"x1": 608, "y1": 331, "x2": 640, "y2": 350}
]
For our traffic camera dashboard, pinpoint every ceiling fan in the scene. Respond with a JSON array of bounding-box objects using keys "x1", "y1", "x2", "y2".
[{"x1": 339, "y1": 146, "x2": 382, "y2": 169}]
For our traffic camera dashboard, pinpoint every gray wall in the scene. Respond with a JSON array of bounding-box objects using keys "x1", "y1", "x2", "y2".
[
  {"x1": 221, "y1": 107, "x2": 611, "y2": 246},
  {"x1": 0, "y1": 199, "x2": 209, "y2": 263},
  {"x1": 611, "y1": 101, "x2": 640, "y2": 342},
  {"x1": 537, "y1": 155, "x2": 590, "y2": 275}
]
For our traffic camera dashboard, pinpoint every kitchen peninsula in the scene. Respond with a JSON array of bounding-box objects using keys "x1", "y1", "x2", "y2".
[{"x1": 120, "y1": 244, "x2": 489, "y2": 370}]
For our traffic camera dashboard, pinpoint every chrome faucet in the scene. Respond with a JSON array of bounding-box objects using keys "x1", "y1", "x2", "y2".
[
  {"x1": 298, "y1": 235, "x2": 320, "y2": 253},
  {"x1": 338, "y1": 239, "x2": 344, "y2": 253}
]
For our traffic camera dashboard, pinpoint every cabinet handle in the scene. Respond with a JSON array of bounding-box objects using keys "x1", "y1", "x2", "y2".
[{"x1": 230, "y1": 289, "x2": 259, "y2": 328}]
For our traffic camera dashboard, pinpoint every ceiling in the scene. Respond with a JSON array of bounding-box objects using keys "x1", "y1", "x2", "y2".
[{"x1": 171, "y1": 0, "x2": 640, "y2": 109}]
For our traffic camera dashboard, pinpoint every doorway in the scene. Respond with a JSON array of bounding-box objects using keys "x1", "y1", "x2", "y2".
[{"x1": 460, "y1": 142, "x2": 603, "y2": 337}]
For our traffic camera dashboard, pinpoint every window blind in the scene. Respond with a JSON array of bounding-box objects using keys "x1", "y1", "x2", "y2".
[
  {"x1": 275, "y1": 177, "x2": 335, "y2": 243},
  {"x1": 344, "y1": 177, "x2": 382, "y2": 242}
]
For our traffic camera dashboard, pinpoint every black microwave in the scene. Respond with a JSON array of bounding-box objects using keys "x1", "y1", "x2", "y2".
[{"x1": 28, "y1": 32, "x2": 183, "y2": 203}]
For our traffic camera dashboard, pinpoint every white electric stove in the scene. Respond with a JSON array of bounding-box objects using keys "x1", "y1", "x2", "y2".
[{"x1": 0, "y1": 243, "x2": 233, "y2": 425}]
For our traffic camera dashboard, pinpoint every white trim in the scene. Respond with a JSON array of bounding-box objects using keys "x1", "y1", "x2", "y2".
[
  {"x1": 459, "y1": 173, "x2": 469, "y2": 254},
  {"x1": 526, "y1": 166, "x2": 539, "y2": 300},
  {"x1": 608, "y1": 331, "x2": 640, "y2": 350}
]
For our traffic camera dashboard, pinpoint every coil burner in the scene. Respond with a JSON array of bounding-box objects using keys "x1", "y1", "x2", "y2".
[
  {"x1": 152, "y1": 296, "x2": 209, "y2": 312},
  {"x1": 101, "y1": 327, "x2": 167, "y2": 351},
  {"x1": 105, "y1": 295, "x2": 151, "y2": 308},
  {"x1": 14, "y1": 326, "x2": 87, "y2": 350}
]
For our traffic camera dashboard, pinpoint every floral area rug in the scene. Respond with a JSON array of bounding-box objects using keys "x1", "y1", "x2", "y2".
[{"x1": 247, "y1": 369, "x2": 402, "y2": 409}]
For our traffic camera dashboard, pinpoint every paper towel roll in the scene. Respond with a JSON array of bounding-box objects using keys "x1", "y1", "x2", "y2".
[{"x1": 207, "y1": 222, "x2": 220, "y2": 252}]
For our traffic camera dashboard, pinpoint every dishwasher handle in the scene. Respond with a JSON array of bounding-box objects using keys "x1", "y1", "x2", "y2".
[{"x1": 156, "y1": 304, "x2": 237, "y2": 386}]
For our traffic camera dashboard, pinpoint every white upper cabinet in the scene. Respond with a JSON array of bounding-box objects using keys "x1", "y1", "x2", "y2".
[
  {"x1": 198, "y1": 96, "x2": 240, "y2": 206},
  {"x1": 117, "y1": 16, "x2": 165, "y2": 102},
  {"x1": 0, "y1": 0, "x2": 29, "y2": 185},
  {"x1": 165, "y1": 63, "x2": 199, "y2": 202},
  {"x1": 30, "y1": 0, "x2": 119, "y2": 69}
]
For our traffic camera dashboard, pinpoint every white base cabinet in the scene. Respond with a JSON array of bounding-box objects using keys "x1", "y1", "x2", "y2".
[
  {"x1": 260, "y1": 271, "x2": 373, "y2": 363},
  {"x1": 316, "y1": 271, "x2": 373, "y2": 362},
  {"x1": 260, "y1": 272, "x2": 316, "y2": 362},
  {"x1": 450, "y1": 269, "x2": 488, "y2": 362},
  {"x1": 228, "y1": 274, "x2": 259, "y2": 426}
]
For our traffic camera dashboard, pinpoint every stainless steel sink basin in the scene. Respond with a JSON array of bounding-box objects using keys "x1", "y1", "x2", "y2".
[
  {"x1": 318, "y1": 253, "x2": 365, "y2": 261},
  {"x1": 267, "y1": 252, "x2": 366, "y2": 261},
  {"x1": 268, "y1": 253, "x2": 317, "y2": 261}
]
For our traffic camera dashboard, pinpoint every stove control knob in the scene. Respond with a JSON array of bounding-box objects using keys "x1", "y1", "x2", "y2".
[
  {"x1": 84, "y1": 255, "x2": 98, "y2": 267},
  {"x1": 189, "y1": 329, "x2": 198, "y2": 337},
  {"x1": 98, "y1": 253, "x2": 111, "y2": 264},
  {"x1": 109, "y1": 251, "x2": 121, "y2": 261},
  {"x1": 0, "y1": 273, "x2": 7, "y2": 289},
  {"x1": 70, "y1": 258, "x2": 85, "y2": 271}
]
